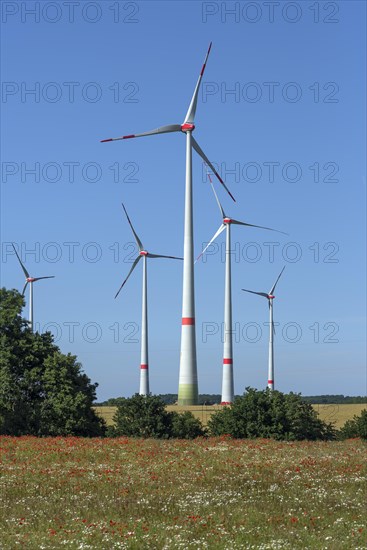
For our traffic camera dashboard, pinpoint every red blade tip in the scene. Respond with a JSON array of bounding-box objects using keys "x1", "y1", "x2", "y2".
[{"x1": 101, "y1": 138, "x2": 112, "y2": 143}]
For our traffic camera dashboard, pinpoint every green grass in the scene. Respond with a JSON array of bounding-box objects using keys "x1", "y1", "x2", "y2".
[{"x1": 0, "y1": 437, "x2": 366, "y2": 548}]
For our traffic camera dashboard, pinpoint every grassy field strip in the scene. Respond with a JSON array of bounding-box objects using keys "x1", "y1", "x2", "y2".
[
  {"x1": 1, "y1": 437, "x2": 366, "y2": 549},
  {"x1": 94, "y1": 404, "x2": 367, "y2": 429}
]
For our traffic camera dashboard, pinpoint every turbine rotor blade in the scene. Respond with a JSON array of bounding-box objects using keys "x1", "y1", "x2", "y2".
[
  {"x1": 230, "y1": 219, "x2": 288, "y2": 235},
  {"x1": 184, "y1": 42, "x2": 212, "y2": 124},
  {"x1": 209, "y1": 179, "x2": 226, "y2": 218},
  {"x1": 242, "y1": 289, "x2": 269, "y2": 299},
  {"x1": 269, "y1": 302, "x2": 276, "y2": 335},
  {"x1": 115, "y1": 256, "x2": 141, "y2": 299},
  {"x1": 269, "y1": 265, "x2": 286, "y2": 295},
  {"x1": 22, "y1": 282, "x2": 29, "y2": 296},
  {"x1": 101, "y1": 124, "x2": 181, "y2": 142},
  {"x1": 191, "y1": 137, "x2": 236, "y2": 202},
  {"x1": 121, "y1": 202, "x2": 144, "y2": 251},
  {"x1": 147, "y1": 253, "x2": 183, "y2": 260},
  {"x1": 12, "y1": 244, "x2": 30, "y2": 278},
  {"x1": 33, "y1": 276, "x2": 55, "y2": 282},
  {"x1": 196, "y1": 224, "x2": 226, "y2": 262}
]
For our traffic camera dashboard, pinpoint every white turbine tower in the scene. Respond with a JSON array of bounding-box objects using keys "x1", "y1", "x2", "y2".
[
  {"x1": 12, "y1": 244, "x2": 55, "y2": 332},
  {"x1": 198, "y1": 181, "x2": 286, "y2": 403},
  {"x1": 101, "y1": 43, "x2": 235, "y2": 405},
  {"x1": 242, "y1": 266, "x2": 286, "y2": 390},
  {"x1": 115, "y1": 203, "x2": 183, "y2": 396}
]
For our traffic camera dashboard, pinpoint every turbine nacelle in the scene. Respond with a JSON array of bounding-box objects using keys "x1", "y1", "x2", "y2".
[
  {"x1": 268, "y1": 294, "x2": 275, "y2": 299},
  {"x1": 181, "y1": 123, "x2": 195, "y2": 132},
  {"x1": 223, "y1": 217, "x2": 232, "y2": 224},
  {"x1": 139, "y1": 250, "x2": 148, "y2": 256},
  {"x1": 26, "y1": 277, "x2": 36, "y2": 283}
]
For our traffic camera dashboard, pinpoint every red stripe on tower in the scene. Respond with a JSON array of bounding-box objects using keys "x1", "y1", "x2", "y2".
[
  {"x1": 268, "y1": 380, "x2": 274, "y2": 384},
  {"x1": 140, "y1": 364, "x2": 148, "y2": 370},
  {"x1": 223, "y1": 358, "x2": 233, "y2": 364},
  {"x1": 182, "y1": 317, "x2": 195, "y2": 325}
]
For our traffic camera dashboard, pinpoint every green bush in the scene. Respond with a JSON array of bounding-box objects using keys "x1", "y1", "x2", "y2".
[
  {"x1": 112, "y1": 393, "x2": 173, "y2": 438},
  {"x1": 208, "y1": 387, "x2": 336, "y2": 441},
  {"x1": 339, "y1": 410, "x2": 367, "y2": 439},
  {"x1": 171, "y1": 410, "x2": 206, "y2": 439},
  {"x1": 112, "y1": 394, "x2": 205, "y2": 439}
]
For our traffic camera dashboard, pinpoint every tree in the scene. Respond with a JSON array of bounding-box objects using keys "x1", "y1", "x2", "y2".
[
  {"x1": 339, "y1": 410, "x2": 367, "y2": 439},
  {"x1": 0, "y1": 288, "x2": 105, "y2": 436},
  {"x1": 208, "y1": 387, "x2": 336, "y2": 441},
  {"x1": 112, "y1": 393, "x2": 205, "y2": 439}
]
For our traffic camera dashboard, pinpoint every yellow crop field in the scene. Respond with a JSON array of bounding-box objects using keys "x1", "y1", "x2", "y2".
[
  {"x1": 94, "y1": 406, "x2": 116, "y2": 426},
  {"x1": 94, "y1": 403, "x2": 366, "y2": 429},
  {"x1": 312, "y1": 404, "x2": 366, "y2": 429}
]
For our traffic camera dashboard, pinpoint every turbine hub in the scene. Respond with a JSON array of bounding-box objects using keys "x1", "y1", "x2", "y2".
[
  {"x1": 181, "y1": 123, "x2": 195, "y2": 132},
  {"x1": 27, "y1": 277, "x2": 35, "y2": 282},
  {"x1": 268, "y1": 295, "x2": 275, "y2": 299},
  {"x1": 139, "y1": 251, "x2": 148, "y2": 256},
  {"x1": 223, "y1": 217, "x2": 232, "y2": 224}
]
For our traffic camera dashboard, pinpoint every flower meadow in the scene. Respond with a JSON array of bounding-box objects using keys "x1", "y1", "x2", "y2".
[{"x1": 0, "y1": 437, "x2": 366, "y2": 549}]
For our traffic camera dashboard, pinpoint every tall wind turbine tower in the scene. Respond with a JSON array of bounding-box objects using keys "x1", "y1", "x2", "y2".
[
  {"x1": 115, "y1": 203, "x2": 182, "y2": 395},
  {"x1": 12, "y1": 244, "x2": 55, "y2": 332},
  {"x1": 242, "y1": 266, "x2": 286, "y2": 390},
  {"x1": 101, "y1": 44, "x2": 235, "y2": 404},
  {"x1": 198, "y1": 181, "x2": 286, "y2": 403}
]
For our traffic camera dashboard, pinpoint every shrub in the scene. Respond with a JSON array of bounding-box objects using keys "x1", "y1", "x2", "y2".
[
  {"x1": 112, "y1": 393, "x2": 205, "y2": 439},
  {"x1": 339, "y1": 410, "x2": 367, "y2": 439},
  {"x1": 171, "y1": 410, "x2": 206, "y2": 439},
  {"x1": 208, "y1": 387, "x2": 336, "y2": 441},
  {"x1": 112, "y1": 393, "x2": 173, "y2": 438}
]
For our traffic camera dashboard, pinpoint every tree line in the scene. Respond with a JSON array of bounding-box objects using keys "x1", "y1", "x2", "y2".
[{"x1": 97, "y1": 394, "x2": 367, "y2": 406}]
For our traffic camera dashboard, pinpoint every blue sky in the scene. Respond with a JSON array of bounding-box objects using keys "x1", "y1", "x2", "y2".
[{"x1": 1, "y1": 1, "x2": 366, "y2": 400}]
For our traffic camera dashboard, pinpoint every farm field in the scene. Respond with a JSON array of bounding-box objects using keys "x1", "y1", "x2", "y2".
[
  {"x1": 94, "y1": 403, "x2": 367, "y2": 429},
  {"x1": 311, "y1": 404, "x2": 366, "y2": 429},
  {"x1": 0, "y1": 437, "x2": 366, "y2": 549}
]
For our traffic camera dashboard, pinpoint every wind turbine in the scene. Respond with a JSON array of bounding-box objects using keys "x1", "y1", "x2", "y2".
[
  {"x1": 242, "y1": 266, "x2": 286, "y2": 391},
  {"x1": 198, "y1": 180, "x2": 287, "y2": 404},
  {"x1": 101, "y1": 43, "x2": 235, "y2": 405},
  {"x1": 12, "y1": 244, "x2": 55, "y2": 332},
  {"x1": 115, "y1": 203, "x2": 183, "y2": 396}
]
